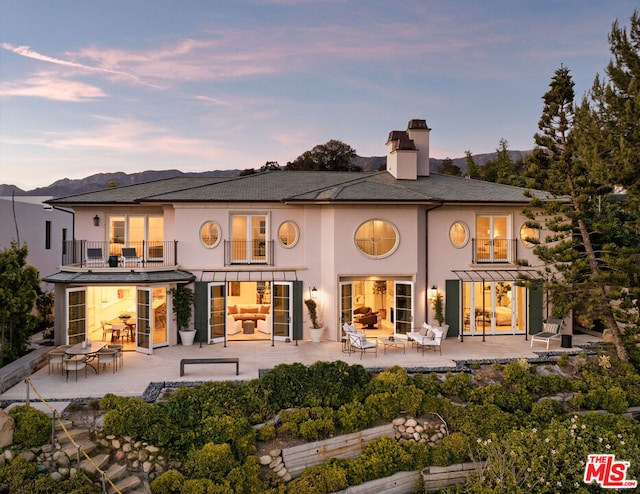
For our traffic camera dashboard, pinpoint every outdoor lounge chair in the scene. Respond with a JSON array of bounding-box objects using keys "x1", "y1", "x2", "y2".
[
  {"x1": 86, "y1": 248, "x2": 105, "y2": 267},
  {"x1": 414, "y1": 325, "x2": 447, "y2": 355},
  {"x1": 120, "y1": 247, "x2": 142, "y2": 266},
  {"x1": 530, "y1": 319, "x2": 563, "y2": 350},
  {"x1": 347, "y1": 332, "x2": 378, "y2": 359}
]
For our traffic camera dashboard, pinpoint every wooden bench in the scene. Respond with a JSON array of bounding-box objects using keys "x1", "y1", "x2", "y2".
[{"x1": 179, "y1": 358, "x2": 239, "y2": 377}]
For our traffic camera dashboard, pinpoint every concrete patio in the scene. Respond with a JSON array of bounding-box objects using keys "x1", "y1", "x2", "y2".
[{"x1": 0, "y1": 333, "x2": 602, "y2": 411}]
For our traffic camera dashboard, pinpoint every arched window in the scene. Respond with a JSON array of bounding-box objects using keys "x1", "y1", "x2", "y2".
[{"x1": 354, "y1": 220, "x2": 399, "y2": 258}]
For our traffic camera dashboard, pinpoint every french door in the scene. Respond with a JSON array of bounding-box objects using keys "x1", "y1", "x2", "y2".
[
  {"x1": 272, "y1": 282, "x2": 292, "y2": 341},
  {"x1": 394, "y1": 281, "x2": 414, "y2": 336},
  {"x1": 66, "y1": 288, "x2": 86, "y2": 345},
  {"x1": 209, "y1": 282, "x2": 226, "y2": 344},
  {"x1": 136, "y1": 288, "x2": 153, "y2": 354}
]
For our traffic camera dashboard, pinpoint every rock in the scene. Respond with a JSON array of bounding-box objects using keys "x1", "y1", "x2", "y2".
[
  {"x1": 276, "y1": 467, "x2": 289, "y2": 477},
  {"x1": 405, "y1": 418, "x2": 418, "y2": 428},
  {"x1": 50, "y1": 471, "x2": 63, "y2": 481},
  {"x1": 4, "y1": 450, "x2": 13, "y2": 462},
  {"x1": 111, "y1": 439, "x2": 121, "y2": 449},
  {"x1": 143, "y1": 461, "x2": 152, "y2": 473},
  {"x1": 273, "y1": 462, "x2": 285, "y2": 473},
  {"x1": 259, "y1": 455, "x2": 272, "y2": 465},
  {"x1": 406, "y1": 426, "x2": 415, "y2": 434},
  {"x1": 269, "y1": 448, "x2": 282, "y2": 457},
  {"x1": 0, "y1": 410, "x2": 15, "y2": 449},
  {"x1": 392, "y1": 417, "x2": 405, "y2": 426},
  {"x1": 145, "y1": 445, "x2": 160, "y2": 454},
  {"x1": 269, "y1": 456, "x2": 282, "y2": 468}
]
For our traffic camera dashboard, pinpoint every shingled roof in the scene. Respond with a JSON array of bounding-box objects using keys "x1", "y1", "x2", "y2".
[{"x1": 47, "y1": 170, "x2": 553, "y2": 205}]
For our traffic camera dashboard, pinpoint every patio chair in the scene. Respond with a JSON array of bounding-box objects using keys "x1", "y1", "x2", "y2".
[
  {"x1": 64, "y1": 356, "x2": 87, "y2": 381},
  {"x1": 107, "y1": 344, "x2": 124, "y2": 368},
  {"x1": 111, "y1": 323, "x2": 126, "y2": 341},
  {"x1": 414, "y1": 326, "x2": 447, "y2": 355},
  {"x1": 347, "y1": 332, "x2": 378, "y2": 359},
  {"x1": 86, "y1": 248, "x2": 105, "y2": 267},
  {"x1": 48, "y1": 348, "x2": 67, "y2": 375},
  {"x1": 530, "y1": 319, "x2": 563, "y2": 350},
  {"x1": 408, "y1": 323, "x2": 433, "y2": 348},
  {"x1": 120, "y1": 247, "x2": 142, "y2": 266},
  {"x1": 97, "y1": 348, "x2": 118, "y2": 374}
]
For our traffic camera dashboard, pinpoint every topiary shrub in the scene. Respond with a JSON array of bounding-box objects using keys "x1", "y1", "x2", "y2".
[{"x1": 8, "y1": 405, "x2": 50, "y2": 450}]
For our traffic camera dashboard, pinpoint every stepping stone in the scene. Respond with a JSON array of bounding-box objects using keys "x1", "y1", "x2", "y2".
[
  {"x1": 56, "y1": 428, "x2": 89, "y2": 444},
  {"x1": 61, "y1": 439, "x2": 97, "y2": 460},
  {"x1": 105, "y1": 463, "x2": 128, "y2": 482},
  {"x1": 108, "y1": 475, "x2": 142, "y2": 494},
  {"x1": 79, "y1": 453, "x2": 110, "y2": 476}
]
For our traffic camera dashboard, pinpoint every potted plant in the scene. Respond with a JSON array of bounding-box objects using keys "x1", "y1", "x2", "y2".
[
  {"x1": 304, "y1": 298, "x2": 324, "y2": 343},
  {"x1": 169, "y1": 285, "x2": 196, "y2": 345},
  {"x1": 432, "y1": 291, "x2": 445, "y2": 328},
  {"x1": 372, "y1": 280, "x2": 387, "y2": 320}
]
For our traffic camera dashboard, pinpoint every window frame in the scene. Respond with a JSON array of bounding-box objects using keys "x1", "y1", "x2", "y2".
[
  {"x1": 200, "y1": 220, "x2": 222, "y2": 248},
  {"x1": 278, "y1": 221, "x2": 299, "y2": 248},
  {"x1": 449, "y1": 221, "x2": 469, "y2": 248},
  {"x1": 353, "y1": 219, "x2": 400, "y2": 259}
]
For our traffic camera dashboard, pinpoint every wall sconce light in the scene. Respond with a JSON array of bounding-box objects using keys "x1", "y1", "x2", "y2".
[
  {"x1": 93, "y1": 215, "x2": 100, "y2": 227},
  {"x1": 428, "y1": 284, "x2": 438, "y2": 300},
  {"x1": 311, "y1": 286, "x2": 318, "y2": 300}
]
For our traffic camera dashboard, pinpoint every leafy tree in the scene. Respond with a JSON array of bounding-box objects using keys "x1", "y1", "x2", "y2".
[
  {"x1": 437, "y1": 157, "x2": 462, "y2": 176},
  {"x1": 260, "y1": 161, "x2": 281, "y2": 171},
  {"x1": 238, "y1": 168, "x2": 256, "y2": 176},
  {"x1": 0, "y1": 242, "x2": 40, "y2": 365},
  {"x1": 286, "y1": 140, "x2": 361, "y2": 171}
]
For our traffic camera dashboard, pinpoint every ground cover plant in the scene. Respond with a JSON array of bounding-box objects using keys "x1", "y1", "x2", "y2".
[{"x1": 4, "y1": 350, "x2": 640, "y2": 493}]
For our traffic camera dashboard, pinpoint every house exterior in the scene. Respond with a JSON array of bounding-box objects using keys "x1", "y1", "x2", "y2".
[
  {"x1": 0, "y1": 195, "x2": 74, "y2": 292},
  {"x1": 44, "y1": 119, "x2": 554, "y2": 354}
]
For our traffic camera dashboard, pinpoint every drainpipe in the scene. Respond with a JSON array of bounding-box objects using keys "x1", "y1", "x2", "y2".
[{"x1": 424, "y1": 202, "x2": 443, "y2": 328}]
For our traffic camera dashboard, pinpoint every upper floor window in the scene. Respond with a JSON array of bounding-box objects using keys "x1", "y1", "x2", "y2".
[
  {"x1": 354, "y1": 219, "x2": 399, "y2": 258},
  {"x1": 229, "y1": 213, "x2": 268, "y2": 264},
  {"x1": 200, "y1": 221, "x2": 221, "y2": 248},
  {"x1": 475, "y1": 215, "x2": 511, "y2": 263},
  {"x1": 109, "y1": 215, "x2": 164, "y2": 259},
  {"x1": 449, "y1": 221, "x2": 469, "y2": 248},
  {"x1": 519, "y1": 224, "x2": 539, "y2": 247},
  {"x1": 278, "y1": 221, "x2": 299, "y2": 248}
]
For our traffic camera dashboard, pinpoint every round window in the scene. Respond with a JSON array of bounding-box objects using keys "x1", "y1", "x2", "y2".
[
  {"x1": 354, "y1": 219, "x2": 399, "y2": 258},
  {"x1": 520, "y1": 224, "x2": 539, "y2": 247},
  {"x1": 200, "y1": 221, "x2": 221, "y2": 248},
  {"x1": 278, "y1": 221, "x2": 299, "y2": 248},
  {"x1": 449, "y1": 222, "x2": 469, "y2": 248}
]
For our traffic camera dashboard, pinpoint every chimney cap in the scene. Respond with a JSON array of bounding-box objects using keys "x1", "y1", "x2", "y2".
[{"x1": 407, "y1": 119, "x2": 430, "y2": 130}]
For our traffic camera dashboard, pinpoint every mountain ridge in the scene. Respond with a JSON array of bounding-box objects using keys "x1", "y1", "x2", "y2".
[{"x1": 1, "y1": 151, "x2": 530, "y2": 198}]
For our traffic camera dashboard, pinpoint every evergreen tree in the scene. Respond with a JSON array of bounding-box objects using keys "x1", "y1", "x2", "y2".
[
  {"x1": 525, "y1": 63, "x2": 639, "y2": 361},
  {"x1": 464, "y1": 150, "x2": 481, "y2": 178},
  {"x1": 437, "y1": 157, "x2": 461, "y2": 176}
]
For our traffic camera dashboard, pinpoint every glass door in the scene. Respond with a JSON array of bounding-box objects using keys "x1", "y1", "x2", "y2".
[
  {"x1": 151, "y1": 287, "x2": 168, "y2": 346},
  {"x1": 66, "y1": 288, "x2": 86, "y2": 345},
  {"x1": 136, "y1": 288, "x2": 152, "y2": 354},
  {"x1": 394, "y1": 281, "x2": 414, "y2": 336},
  {"x1": 209, "y1": 282, "x2": 226, "y2": 343},
  {"x1": 272, "y1": 282, "x2": 292, "y2": 340}
]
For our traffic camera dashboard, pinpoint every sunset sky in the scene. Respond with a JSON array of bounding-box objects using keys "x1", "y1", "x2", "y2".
[{"x1": 1, "y1": 1, "x2": 637, "y2": 190}]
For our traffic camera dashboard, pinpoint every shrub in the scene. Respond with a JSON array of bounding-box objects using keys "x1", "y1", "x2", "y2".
[
  {"x1": 181, "y1": 478, "x2": 230, "y2": 494},
  {"x1": 299, "y1": 417, "x2": 335, "y2": 441},
  {"x1": 256, "y1": 423, "x2": 276, "y2": 441},
  {"x1": 606, "y1": 386, "x2": 629, "y2": 413},
  {"x1": 363, "y1": 392, "x2": 397, "y2": 421},
  {"x1": 183, "y1": 443, "x2": 238, "y2": 483},
  {"x1": 529, "y1": 398, "x2": 564, "y2": 425},
  {"x1": 150, "y1": 470, "x2": 185, "y2": 494},
  {"x1": 335, "y1": 400, "x2": 371, "y2": 433},
  {"x1": 439, "y1": 372, "x2": 472, "y2": 401},
  {"x1": 199, "y1": 414, "x2": 256, "y2": 460},
  {"x1": 9, "y1": 405, "x2": 51, "y2": 450},
  {"x1": 288, "y1": 461, "x2": 349, "y2": 493}
]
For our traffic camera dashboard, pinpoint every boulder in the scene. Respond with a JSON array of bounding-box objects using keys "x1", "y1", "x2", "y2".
[{"x1": 0, "y1": 409, "x2": 15, "y2": 448}]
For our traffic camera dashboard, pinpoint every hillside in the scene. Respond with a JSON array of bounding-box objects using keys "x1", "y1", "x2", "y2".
[{"x1": 1, "y1": 151, "x2": 530, "y2": 198}]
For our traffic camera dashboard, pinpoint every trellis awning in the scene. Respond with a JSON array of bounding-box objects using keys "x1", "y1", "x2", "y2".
[
  {"x1": 451, "y1": 269, "x2": 542, "y2": 283},
  {"x1": 199, "y1": 269, "x2": 300, "y2": 283}
]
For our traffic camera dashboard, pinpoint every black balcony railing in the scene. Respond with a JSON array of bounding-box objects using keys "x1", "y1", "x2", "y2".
[
  {"x1": 472, "y1": 238, "x2": 516, "y2": 264},
  {"x1": 62, "y1": 240, "x2": 178, "y2": 268},
  {"x1": 224, "y1": 240, "x2": 274, "y2": 265}
]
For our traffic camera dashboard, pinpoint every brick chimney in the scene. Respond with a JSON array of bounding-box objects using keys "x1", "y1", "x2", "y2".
[{"x1": 386, "y1": 119, "x2": 431, "y2": 179}]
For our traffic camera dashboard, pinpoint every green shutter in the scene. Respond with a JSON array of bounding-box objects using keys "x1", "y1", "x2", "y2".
[
  {"x1": 194, "y1": 282, "x2": 208, "y2": 344},
  {"x1": 528, "y1": 281, "x2": 543, "y2": 335},
  {"x1": 293, "y1": 281, "x2": 303, "y2": 342},
  {"x1": 445, "y1": 279, "x2": 460, "y2": 337}
]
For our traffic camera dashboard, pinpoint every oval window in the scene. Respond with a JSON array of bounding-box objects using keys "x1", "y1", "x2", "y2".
[
  {"x1": 354, "y1": 219, "x2": 399, "y2": 258},
  {"x1": 449, "y1": 222, "x2": 469, "y2": 248},
  {"x1": 278, "y1": 221, "x2": 299, "y2": 248},
  {"x1": 200, "y1": 221, "x2": 221, "y2": 248},
  {"x1": 520, "y1": 224, "x2": 539, "y2": 247}
]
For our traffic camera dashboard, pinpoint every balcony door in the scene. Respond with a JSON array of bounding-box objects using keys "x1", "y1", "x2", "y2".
[{"x1": 476, "y1": 215, "x2": 510, "y2": 263}]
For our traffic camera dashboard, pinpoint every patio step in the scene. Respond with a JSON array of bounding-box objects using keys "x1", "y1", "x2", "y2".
[
  {"x1": 104, "y1": 462, "x2": 128, "y2": 482},
  {"x1": 79, "y1": 452, "x2": 110, "y2": 476},
  {"x1": 61, "y1": 438, "x2": 98, "y2": 460}
]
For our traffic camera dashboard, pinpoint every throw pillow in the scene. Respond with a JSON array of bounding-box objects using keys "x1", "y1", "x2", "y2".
[
  {"x1": 228, "y1": 305, "x2": 238, "y2": 315},
  {"x1": 260, "y1": 304, "x2": 270, "y2": 314},
  {"x1": 420, "y1": 326, "x2": 429, "y2": 336},
  {"x1": 426, "y1": 328, "x2": 435, "y2": 340}
]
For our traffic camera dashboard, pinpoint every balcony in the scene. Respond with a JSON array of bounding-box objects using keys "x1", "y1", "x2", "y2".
[
  {"x1": 62, "y1": 240, "x2": 178, "y2": 268},
  {"x1": 472, "y1": 238, "x2": 517, "y2": 264},
  {"x1": 224, "y1": 240, "x2": 274, "y2": 266}
]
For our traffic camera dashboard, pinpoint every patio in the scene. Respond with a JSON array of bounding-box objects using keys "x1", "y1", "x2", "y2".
[{"x1": 0, "y1": 333, "x2": 602, "y2": 406}]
